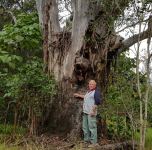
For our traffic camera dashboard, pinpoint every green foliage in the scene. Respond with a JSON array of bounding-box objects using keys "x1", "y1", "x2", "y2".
[
  {"x1": 100, "y1": 54, "x2": 140, "y2": 140},
  {"x1": 106, "y1": 115, "x2": 131, "y2": 140},
  {"x1": 0, "y1": 50, "x2": 23, "y2": 69},
  {"x1": 105, "y1": 54, "x2": 139, "y2": 113},
  {"x1": 0, "y1": 12, "x2": 42, "y2": 63},
  {"x1": 100, "y1": 53, "x2": 152, "y2": 141},
  {"x1": 0, "y1": 0, "x2": 36, "y2": 30},
  {"x1": 0, "y1": 11, "x2": 55, "y2": 133},
  {"x1": 19, "y1": 58, "x2": 56, "y2": 95},
  {"x1": 0, "y1": 124, "x2": 26, "y2": 135},
  {"x1": 3, "y1": 58, "x2": 57, "y2": 117}
]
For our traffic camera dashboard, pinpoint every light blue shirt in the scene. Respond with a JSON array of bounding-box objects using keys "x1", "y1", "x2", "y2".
[{"x1": 83, "y1": 90, "x2": 97, "y2": 115}]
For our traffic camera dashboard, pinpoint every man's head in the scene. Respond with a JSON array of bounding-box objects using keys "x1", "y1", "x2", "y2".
[{"x1": 88, "y1": 80, "x2": 97, "y2": 90}]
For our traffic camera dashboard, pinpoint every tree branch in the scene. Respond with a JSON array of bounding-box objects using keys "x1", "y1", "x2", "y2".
[
  {"x1": 6, "y1": 10, "x2": 16, "y2": 24},
  {"x1": 63, "y1": 0, "x2": 90, "y2": 78},
  {"x1": 119, "y1": 30, "x2": 151, "y2": 53},
  {"x1": 117, "y1": 17, "x2": 152, "y2": 54},
  {"x1": 116, "y1": 18, "x2": 149, "y2": 34},
  {"x1": 64, "y1": 0, "x2": 72, "y2": 14}
]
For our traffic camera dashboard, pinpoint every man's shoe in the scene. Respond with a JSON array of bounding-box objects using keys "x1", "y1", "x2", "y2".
[{"x1": 82, "y1": 141, "x2": 90, "y2": 148}]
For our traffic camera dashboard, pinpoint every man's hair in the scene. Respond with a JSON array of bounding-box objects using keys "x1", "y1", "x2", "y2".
[{"x1": 89, "y1": 80, "x2": 97, "y2": 86}]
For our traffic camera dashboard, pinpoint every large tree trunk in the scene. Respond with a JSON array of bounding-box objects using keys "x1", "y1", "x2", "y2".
[{"x1": 36, "y1": 0, "x2": 152, "y2": 138}]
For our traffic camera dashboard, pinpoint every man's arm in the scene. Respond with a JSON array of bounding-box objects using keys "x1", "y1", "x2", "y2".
[
  {"x1": 90, "y1": 89, "x2": 102, "y2": 116},
  {"x1": 94, "y1": 89, "x2": 102, "y2": 105},
  {"x1": 74, "y1": 93, "x2": 84, "y2": 99}
]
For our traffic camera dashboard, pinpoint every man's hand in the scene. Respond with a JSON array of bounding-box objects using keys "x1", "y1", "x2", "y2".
[
  {"x1": 74, "y1": 93, "x2": 80, "y2": 97},
  {"x1": 90, "y1": 105, "x2": 97, "y2": 116},
  {"x1": 92, "y1": 105, "x2": 97, "y2": 112},
  {"x1": 90, "y1": 112, "x2": 96, "y2": 117}
]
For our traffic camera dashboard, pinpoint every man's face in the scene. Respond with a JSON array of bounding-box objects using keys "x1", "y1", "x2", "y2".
[{"x1": 88, "y1": 81, "x2": 96, "y2": 90}]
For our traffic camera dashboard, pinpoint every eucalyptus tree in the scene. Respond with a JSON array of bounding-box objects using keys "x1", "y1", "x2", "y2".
[{"x1": 36, "y1": 0, "x2": 152, "y2": 137}]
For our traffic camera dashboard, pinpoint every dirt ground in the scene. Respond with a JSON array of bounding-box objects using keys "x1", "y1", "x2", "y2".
[{"x1": 1, "y1": 134, "x2": 134, "y2": 150}]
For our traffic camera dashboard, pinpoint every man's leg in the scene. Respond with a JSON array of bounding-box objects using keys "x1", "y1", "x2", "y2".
[
  {"x1": 88, "y1": 115, "x2": 97, "y2": 144},
  {"x1": 82, "y1": 113, "x2": 90, "y2": 142}
]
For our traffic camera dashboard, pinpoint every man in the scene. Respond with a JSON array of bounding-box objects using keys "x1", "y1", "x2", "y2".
[{"x1": 74, "y1": 80, "x2": 101, "y2": 148}]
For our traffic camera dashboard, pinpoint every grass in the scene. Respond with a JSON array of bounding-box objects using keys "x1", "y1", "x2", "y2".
[
  {"x1": 135, "y1": 127, "x2": 152, "y2": 150},
  {"x1": 0, "y1": 124, "x2": 26, "y2": 135},
  {"x1": 0, "y1": 144, "x2": 20, "y2": 150}
]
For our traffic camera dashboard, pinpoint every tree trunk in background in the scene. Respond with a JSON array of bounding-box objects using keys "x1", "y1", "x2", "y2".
[{"x1": 36, "y1": 0, "x2": 152, "y2": 138}]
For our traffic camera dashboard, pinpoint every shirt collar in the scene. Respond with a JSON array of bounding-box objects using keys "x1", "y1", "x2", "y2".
[{"x1": 88, "y1": 88, "x2": 96, "y2": 92}]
